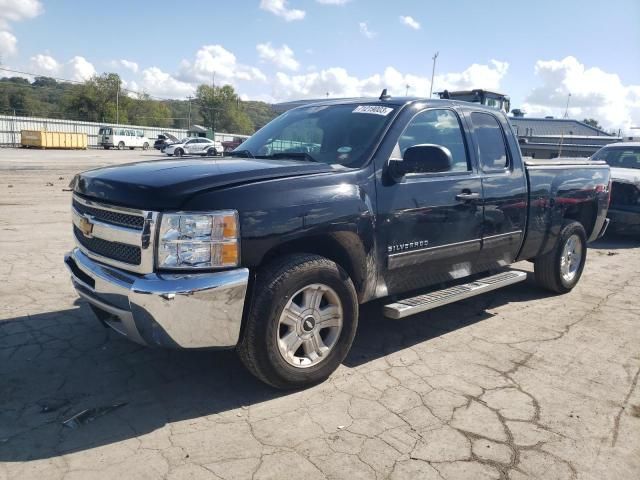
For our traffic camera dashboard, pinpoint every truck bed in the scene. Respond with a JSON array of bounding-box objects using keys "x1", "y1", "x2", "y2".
[{"x1": 518, "y1": 160, "x2": 610, "y2": 261}]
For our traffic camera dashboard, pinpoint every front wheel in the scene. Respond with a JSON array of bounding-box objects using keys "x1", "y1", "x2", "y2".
[
  {"x1": 142, "y1": 142, "x2": 149, "y2": 150},
  {"x1": 534, "y1": 220, "x2": 587, "y2": 293},
  {"x1": 238, "y1": 254, "x2": 358, "y2": 389},
  {"x1": 117, "y1": 141, "x2": 125, "y2": 150},
  {"x1": 175, "y1": 149, "x2": 183, "y2": 157}
]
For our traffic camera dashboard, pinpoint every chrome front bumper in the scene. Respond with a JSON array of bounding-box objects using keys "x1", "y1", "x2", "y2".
[{"x1": 65, "y1": 248, "x2": 249, "y2": 349}]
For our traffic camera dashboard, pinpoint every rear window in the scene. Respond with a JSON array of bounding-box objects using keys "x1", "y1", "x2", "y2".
[{"x1": 471, "y1": 112, "x2": 509, "y2": 170}]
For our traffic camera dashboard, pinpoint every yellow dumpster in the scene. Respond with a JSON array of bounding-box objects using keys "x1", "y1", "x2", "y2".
[{"x1": 21, "y1": 130, "x2": 88, "y2": 150}]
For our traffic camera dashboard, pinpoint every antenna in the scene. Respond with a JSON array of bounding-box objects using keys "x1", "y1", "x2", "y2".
[
  {"x1": 563, "y1": 93, "x2": 571, "y2": 118},
  {"x1": 429, "y1": 51, "x2": 439, "y2": 98},
  {"x1": 379, "y1": 88, "x2": 390, "y2": 101}
]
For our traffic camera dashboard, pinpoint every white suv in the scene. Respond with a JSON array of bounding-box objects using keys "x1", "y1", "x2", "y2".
[{"x1": 165, "y1": 138, "x2": 224, "y2": 157}]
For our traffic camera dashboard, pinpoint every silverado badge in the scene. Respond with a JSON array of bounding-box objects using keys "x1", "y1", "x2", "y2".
[{"x1": 78, "y1": 216, "x2": 94, "y2": 238}]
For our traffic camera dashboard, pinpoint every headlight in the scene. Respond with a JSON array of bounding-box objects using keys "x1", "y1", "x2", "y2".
[{"x1": 157, "y1": 211, "x2": 239, "y2": 269}]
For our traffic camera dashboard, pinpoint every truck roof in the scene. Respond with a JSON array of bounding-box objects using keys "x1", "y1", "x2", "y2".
[{"x1": 280, "y1": 96, "x2": 504, "y2": 114}]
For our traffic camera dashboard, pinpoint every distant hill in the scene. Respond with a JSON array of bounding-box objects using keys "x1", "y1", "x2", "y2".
[{"x1": 0, "y1": 75, "x2": 279, "y2": 134}]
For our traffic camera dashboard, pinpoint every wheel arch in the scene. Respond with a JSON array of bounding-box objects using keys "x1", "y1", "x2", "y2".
[{"x1": 256, "y1": 232, "x2": 370, "y2": 303}]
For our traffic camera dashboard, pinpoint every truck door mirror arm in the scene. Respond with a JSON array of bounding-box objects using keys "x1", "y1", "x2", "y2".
[{"x1": 388, "y1": 144, "x2": 453, "y2": 181}]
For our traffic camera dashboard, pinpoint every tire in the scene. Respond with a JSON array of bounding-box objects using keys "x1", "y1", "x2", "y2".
[
  {"x1": 143, "y1": 142, "x2": 149, "y2": 150},
  {"x1": 167, "y1": 154, "x2": 173, "y2": 156},
  {"x1": 117, "y1": 141, "x2": 125, "y2": 150},
  {"x1": 206, "y1": 148, "x2": 218, "y2": 157},
  {"x1": 175, "y1": 149, "x2": 183, "y2": 157},
  {"x1": 534, "y1": 220, "x2": 587, "y2": 293},
  {"x1": 238, "y1": 254, "x2": 358, "y2": 389},
  {"x1": 103, "y1": 146, "x2": 110, "y2": 150}
]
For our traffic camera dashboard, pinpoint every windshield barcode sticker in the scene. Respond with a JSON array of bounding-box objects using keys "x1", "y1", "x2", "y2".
[{"x1": 353, "y1": 105, "x2": 394, "y2": 116}]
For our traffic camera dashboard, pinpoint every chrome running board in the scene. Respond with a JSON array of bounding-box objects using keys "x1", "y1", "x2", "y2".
[{"x1": 383, "y1": 270, "x2": 528, "y2": 319}]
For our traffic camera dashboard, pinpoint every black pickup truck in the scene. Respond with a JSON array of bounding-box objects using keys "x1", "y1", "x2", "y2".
[{"x1": 65, "y1": 96, "x2": 611, "y2": 389}]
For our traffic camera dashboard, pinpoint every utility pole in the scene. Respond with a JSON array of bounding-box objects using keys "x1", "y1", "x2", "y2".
[
  {"x1": 326, "y1": 92, "x2": 329, "y2": 98},
  {"x1": 116, "y1": 84, "x2": 120, "y2": 125},
  {"x1": 405, "y1": 84, "x2": 410, "y2": 96},
  {"x1": 563, "y1": 93, "x2": 571, "y2": 118},
  {"x1": 187, "y1": 95, "x2": 193, "y2": 129},
  {"x1": 429, "y1": 52, "x2": 439, "y2": 98}
]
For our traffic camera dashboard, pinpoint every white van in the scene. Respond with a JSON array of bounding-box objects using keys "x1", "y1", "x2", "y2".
[{"x1": 98, "y1": 127, "x2": 150, "y2": 150}]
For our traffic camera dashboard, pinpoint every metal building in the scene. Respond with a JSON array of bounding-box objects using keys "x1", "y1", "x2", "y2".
[{"x1": 510, "y1": 117, "x2": 620, "y2": 159}]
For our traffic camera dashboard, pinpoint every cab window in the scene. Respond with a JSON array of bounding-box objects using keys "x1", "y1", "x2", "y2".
[
  {"x1": 471, "y1": 112, "x2": 509, "y2": 170},
  {"x1": 397, "y1": 109, "x2": 470, "y2": 172}
]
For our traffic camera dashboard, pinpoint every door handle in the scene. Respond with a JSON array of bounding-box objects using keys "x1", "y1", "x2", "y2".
[{"x1": 455, "y1": 192, "x2": 481, "y2": 201}]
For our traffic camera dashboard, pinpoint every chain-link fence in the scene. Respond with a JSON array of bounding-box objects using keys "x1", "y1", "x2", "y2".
[{"x1": 0, "y1": 114, "x2": 247, "y2": 148}]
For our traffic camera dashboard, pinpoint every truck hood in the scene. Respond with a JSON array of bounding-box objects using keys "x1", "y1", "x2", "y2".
[
  {"x1": 610, "y1": 167, "x2": 640, "y2": 186},
  {"x1": 73, "y1": 157, "x2": 333, "y2": 210}
]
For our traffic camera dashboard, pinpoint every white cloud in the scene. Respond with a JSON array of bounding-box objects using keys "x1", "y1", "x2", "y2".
[
  {"x1": 436, "y1": 60, "x2": 509, "y2": 92},
  {"x1": 399, "y1": 15, "x2": 420, "y2": 30},
  {"x1": 67, "y1": 56, "x2": 96, "y2": 81},
  {"x1": 28, "y1": 53, "x2": 95, "y2": 82},
  {"x1": 119, "y1": 59, "x2": 139, "y2": 73},
  {"x1": 0, "y1": 0, "x2": 43, "y2": 56},
  {"x1": 522, "y1": 56, "x2": 640, "y2": 131},
  {"x1": 140, "y1": 67, "x2": 195, "y2": 98},
  {"x1": 270, "y1": 60, "x2": 510, "y2": 101},
  {"x1": 256, "y1": 42, "x2": 299, "y2": 71},
  {"x1": 359, "y1": 22, "x2": 376, "y2": 39},
  {"x1": 30, "y1": 53, "x2": 60, "y2": 74},
  {"x1": 0, "y1": 30, "x2": 17, "y2": 56},
  {"x1": 260, "y1": 0, "x2": 305, "y2": 21},
  {"x1": 0, "y1": 0, "x2": 43, "y2": 28},
  {"x1": 178, "y1": 44, "x2": 266, "y2": 86}
]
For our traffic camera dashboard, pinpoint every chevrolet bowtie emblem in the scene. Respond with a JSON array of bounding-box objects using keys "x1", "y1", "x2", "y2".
[{"x1": 78, "y1": 216, "x2": 94, "y2": 238}]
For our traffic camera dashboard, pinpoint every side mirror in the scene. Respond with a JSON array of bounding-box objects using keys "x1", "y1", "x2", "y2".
[{"x1": 389, "y1": 144, "x2": 453, "y2": 180}]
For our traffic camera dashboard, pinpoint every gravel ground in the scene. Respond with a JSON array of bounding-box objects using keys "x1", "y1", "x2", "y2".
[{"x1": 1, "y1": 148, "x2": 639, "y2": 480}]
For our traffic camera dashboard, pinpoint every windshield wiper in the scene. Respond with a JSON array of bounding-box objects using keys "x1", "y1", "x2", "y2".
[
  {"x1": 259, "y1": 152, "x2": 319, "y2": 163},
  {"x1": 229, "y1": 149, "x2": 255, "y2": 158}
]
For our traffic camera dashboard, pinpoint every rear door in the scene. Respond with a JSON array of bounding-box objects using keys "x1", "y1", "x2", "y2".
[
  {"x1": 377, "y1": 107, "x2": 484, "y2": 294},
  {"x1": 466, "y1": 111, "x2": 527, "y2": 267}
]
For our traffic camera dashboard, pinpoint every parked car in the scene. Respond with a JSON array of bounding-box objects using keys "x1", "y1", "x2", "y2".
[
  {"x1": 164, "y1": 137, "x2": 224, "y2": 157},
  {"x1": 65, "y1": 95, "x2": 611, "y2": 389},
  {"x1": 591, "y1": 142, "x2": 640, "y2": 235},
  {"x1": 222, "y1": 138, "x2": 246, "y2": 153},
  {"x1": 153, "y1": 133, "x2": 179, "y2": 151},
  {"x1": 98, "y1": 127, "x2": 150, "y2": 150}
]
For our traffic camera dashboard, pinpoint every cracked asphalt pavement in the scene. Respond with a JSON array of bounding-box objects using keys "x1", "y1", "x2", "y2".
[{"x1": 1, "y1": 149, "x2": 639, "y2": 480}]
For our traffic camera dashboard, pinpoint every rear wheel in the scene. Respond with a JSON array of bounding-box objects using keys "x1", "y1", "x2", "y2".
[
  {"x1": 238, "y1": 254, "x2": 358, "y2": 389},
  {"x1": 534, "y1": 220, "x2": 587, "y2": 293},
  {"x1": 206, "y1": 148, "x2": 217, "y2": 157},
  {"x1": 117, "y1": 141, "x2": 125, "y2": 150}
]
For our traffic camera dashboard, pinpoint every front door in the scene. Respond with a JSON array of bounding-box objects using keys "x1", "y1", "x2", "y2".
[{"x1": 377, "y1": 108, "x2": 484, "y2": 295}]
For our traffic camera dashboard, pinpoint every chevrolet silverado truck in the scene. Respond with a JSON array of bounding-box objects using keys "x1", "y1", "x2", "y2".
[{"x1": 65, "y1": 95, "x2": 611, "y2": 389}]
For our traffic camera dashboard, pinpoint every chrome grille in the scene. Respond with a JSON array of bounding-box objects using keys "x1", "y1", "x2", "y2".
[
  {"x1": 71, "y1": 194, "x2": 157, "y2": 274},
  {"x1": 73, "y1": 226, "x2": 141, "y2": 265},
  {"x1": 72, "y1": 198, "x2": 145, "y2": 229}
]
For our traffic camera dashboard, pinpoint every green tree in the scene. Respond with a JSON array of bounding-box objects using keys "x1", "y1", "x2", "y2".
[
  {"x1": 127, "y1": 94, "x2": 172, "y2": 127},
  {"x1": 196, "y1": 84, "x2": 254, "y2": 134},
  {"x1": 583, "y1": 118, "x2": 602, "y2": 130}
]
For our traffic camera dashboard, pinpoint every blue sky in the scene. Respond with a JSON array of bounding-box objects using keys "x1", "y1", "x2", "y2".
[{"x1": 2, "y1": 0, "x2": 639, "y2": 130}]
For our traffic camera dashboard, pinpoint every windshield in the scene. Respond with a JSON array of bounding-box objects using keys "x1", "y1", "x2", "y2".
[
  {"x1": 592, "y1": 146, "x2": 640, "y2": 169},
  {"x1": 234, "y1": 104, "x2": 396, "y2": 167}
]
